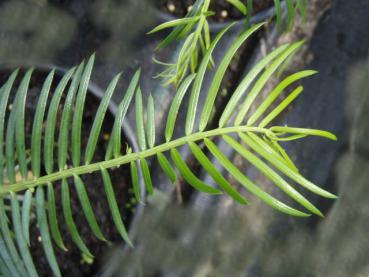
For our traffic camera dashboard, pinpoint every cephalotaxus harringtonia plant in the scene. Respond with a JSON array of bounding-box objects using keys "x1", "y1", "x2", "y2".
[
  {"x1": 149, "y1": 0, "x2": 308, "y2": 86},
  {"x1": 0, "y1": 23, "x2": 336, "y2": 276}
]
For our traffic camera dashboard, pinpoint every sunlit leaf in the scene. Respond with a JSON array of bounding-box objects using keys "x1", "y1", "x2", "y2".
[
  {"x1": 219, "y1": 43, "x2": 289, "y2": 127},
  {"x1": 234, "y1": 41, "x2": 304, "y2": 125},
  {"x1": 247, "y1": 70, "x2": 317, "y2": 126},
  {"x1": 147, "y1": 17, "x2": 201, "y2": 34},
  {"x1": 269, "y1": 126, "x2": 337, "y2": 141},
  {"x1": 259, "y1": 85, "x2": 303, "y2": 127},
  {"x1": 186, "y1": 23, "x2": 235, "y2": 135},
  {"x1": 224, "y1": 135, "x2": 322, "y2": 216},
  {"x1": 200, "y1": 23, "x2": 264, "y2": 131},
  {"x1": 239, "y1": 133, "x2": 337, "y2": 198},
  {"x1": 204, "y1": 138, "x2": 310, "y2": 217}
]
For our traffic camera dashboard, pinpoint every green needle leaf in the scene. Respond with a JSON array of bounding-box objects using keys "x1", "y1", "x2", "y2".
[
  {"x1": 36, "y1": 187, "x2": 61, "y2": 277},
  {"x1": 62, "y1": 179, "x2": 93, "y2": 259},
  {"x1": 44, "y1": 67, "x2": 76, "y2": 174},
  {"x1": 234, "y1": 41, "x2": 304, "y2": 126},
  {"x1": 246, "y1": 0, "x2": 253, "y2": 24},
  {"x1": 0, "y1": 201, "x2": 27, "y2": 276},
  {"x1": 268, "y1": 138, "x2": 298, "y2": 171},
  {"x1": 247, "y1": 132, "x2": 299, "y2": 172},
  {"x1": 72, "y1": 54, "x2": 95, "y2": 167},
  {"x1": 10, "y1": 192, "x2": 38, "y2": 277},
  {"x1": 5, "y1": 88, "x2": 18, "y2": 184},
  {"x1": 155, "y1": 0, "x2": 205, "y2": 49},
  {"x1": 203, "y1": 19, "x2": 211, "y2": 49},
  {"x1": 189, "y1": 141, "x2": 248, "y2": 204},
  {"x1": 269, "y1": 126, "x2": 338, "y2": 141},
  {"x1": 140, "y1": 159, "x2": 154, "y2": 195},
  {"x1": 296, "y1": 0, "x2": 307, "y2": 20},
  {"x1": 58, "y1": 62, "x2": 84, "y2": 170},
  {"x1": 165, "y1": 74, "x2": 196, "y2": 142},
  {"x1": 100, "y1": 168, "x2": 133, "y2": 247},
  {"x1": 273, "y1": 0, "x2": 283, "y2": 30},
  {"x1": 219, "y1": 43, "x2": 289, "y2": 128},
  {"x1": 31, "y1": 70, "x2": 54, "y2": 178},
  {"x1": 226, "y1": 0, "x2": 247, "y2": 15},
  {"x1": 239, "y1": 133, "x2": 337, "y2": 198},
  {"x1": 47, "y1": 183, "x2": 67, "y2": 251},
  {"x1": 273, "y1": 134, "x2": 308, "y2": 141},
  {"x1": 0, "y1": 256, "x2": 11, "y2": 277},
  {"x1": 0, "y1": 231, "x2": 20, "y2": 277},
  {"x1": 21, "y1": 189, "x2": 33, "y2": 245},
  {"x1": 200, "y1": 22, "x2": 264, "y2": 131},
  {"x1": 204, "y1": 138, "x2": 310, "y2": 217},
  {"x1": 0, "y1": 69, "x2": 18, "y2": 184},
  {"x1": 85, "y1": 73, "x2": 121, "y2": 164},
  {"x1": 147, "y1": 16, "x2": 200, "y2": 34},
  {"x1": 135, "y1": 87, "x2": 146, "y2": 151},
  {"x1": 259, "y1": 85, "x2": 303, "y2": 128},
  {"x1": 170, "y1": 148, "x2": 222, "y2": 195},
  {"x1": 156, "y1": 26, "x2": 185, "y2": 50},
  {"x1": 185, "y1": 23, "x2": 235, "y2": 135},
  {"x1": 73, "y1": 175, "x2": 106, "y2": 241},
  {"x1": 0, "y1": 245, "x2": 18, "y2": 277},
  {"x1": 130, "y1": 161, "x2": 141, "y2": 202},
  {"x1": 146, "y1": 94, "x2": 155, "y2": 148},
  {"x1": 157, "y1": 152, "x2": 177, "y2": 183},
  {"x1": 111, "y1": 69, "x2": 140, "y2": 159},
  {"x1": 15, "y1": 68, "x2": 33, "y2": 179},
  {"x1": 286, "y1": 0, "x2": 295, "y2": 31},
  {"x1": 224, "y1": 135, "x2": 322, "y2": 216},
  {"x1": 247, "y1": 70, "x2": 317, "y2": 126}
]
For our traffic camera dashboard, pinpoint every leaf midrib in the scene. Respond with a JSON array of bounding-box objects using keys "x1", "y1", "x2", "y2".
[{"x1": 0, "y1": 125, "x2": 268, "y2": 196}]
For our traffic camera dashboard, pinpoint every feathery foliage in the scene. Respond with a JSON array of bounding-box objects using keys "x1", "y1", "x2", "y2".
[
  {"x1": 150, "y1": 0, "x2": 308, "y2": 86},
  {"x1": 149, "y1": 0, "x2": 213, "y2": 86},
  {"x1": 0, "y1": 23, "x2": 335, "y2": 276}
]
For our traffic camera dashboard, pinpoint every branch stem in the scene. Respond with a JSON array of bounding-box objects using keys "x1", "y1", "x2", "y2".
[{"x1": 0, "y1": 126, "x2": 268, "y2": 196}]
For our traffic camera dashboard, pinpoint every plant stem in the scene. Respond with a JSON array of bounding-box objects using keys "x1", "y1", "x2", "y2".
[{"x1": 0, "y1": 126, "x2": 268, "y2": 196}]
